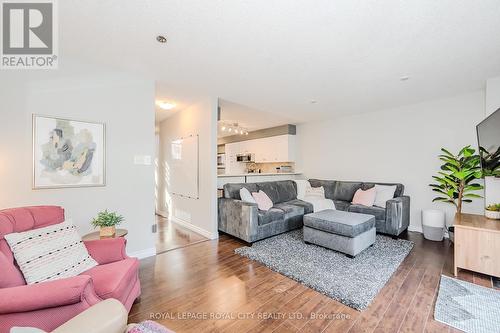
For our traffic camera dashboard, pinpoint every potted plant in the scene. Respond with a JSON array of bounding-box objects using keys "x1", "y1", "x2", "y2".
[
  {"x1": 91, "y1": 210, "x2": 124, "y2": 237},
  {"x1": 485, "y1": 203, "x2": 500, "y2": 220},
  {"x1": 429, "y1": 146, "x2": 483, "y2": 214}
]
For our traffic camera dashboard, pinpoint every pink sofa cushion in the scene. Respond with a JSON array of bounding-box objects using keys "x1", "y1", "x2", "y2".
[
  {"x1": 251, "y1": 190, "x2": 273, "y2": 211},
  {"x1": 81, "y1": 258, "x2": 139, "y2": 300},
  {"x1": 0, "y1": 206, "x2": 65, "y2": 286},
  {"x1": 0, "y1": 251, "x2": 25, "y2": 288},
  {"x1": 0, "y1": 206, "x2": 65, "y2": 238},
  {"x1": 352, "y1": 187, "x2": 376, "y2": 206},
  {"x1": 0, "y1": 206, "x2": 64, "y2": 258}
]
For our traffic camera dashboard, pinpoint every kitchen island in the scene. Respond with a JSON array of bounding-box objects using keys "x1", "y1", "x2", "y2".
[{"x1": 217, "y1": 172, "x2": 302, "y2": 189}]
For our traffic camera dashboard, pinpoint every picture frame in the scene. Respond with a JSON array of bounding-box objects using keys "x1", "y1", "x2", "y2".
[{"x1": 32, "y1": 114, "x2": 106, "y2": 189}]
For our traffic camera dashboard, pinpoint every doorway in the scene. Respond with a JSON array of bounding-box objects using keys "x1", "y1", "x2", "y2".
[{"x1": 154, "y1": 121, "x2": 208, "y2": 254}]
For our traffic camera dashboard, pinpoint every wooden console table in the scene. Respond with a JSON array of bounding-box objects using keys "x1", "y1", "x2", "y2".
[{"x1": 454, "y1": 213, "x2": 500, "y2": 278}]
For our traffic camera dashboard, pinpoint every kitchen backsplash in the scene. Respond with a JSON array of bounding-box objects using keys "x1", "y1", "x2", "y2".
[{"x1": 248, "y1": 162, "x2": 295, "y2": 173}]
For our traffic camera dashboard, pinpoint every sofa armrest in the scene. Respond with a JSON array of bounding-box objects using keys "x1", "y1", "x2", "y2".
[
  {"x1": 52, "y1": 299, "x2": 127, "y2": 333},
  {"x1": 0, "y1": 275, "x2": 100, "y2": 314},
  {"x1": 218, "y1": 198, "x2": 259, "y2": 242},
  {"x1": 84, "y1": 238, "x2": 128, "y2": 264},
  {"x1": 386, "y1": 196, "x2": 411, "y2": 236}
]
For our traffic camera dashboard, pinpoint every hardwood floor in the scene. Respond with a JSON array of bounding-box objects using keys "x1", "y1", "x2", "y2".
[
  {"x1": 131, "y1": 231, "x2": 498, "y2": 333},
  {"x1": 155, "y1": 215, "x2": 208, "y2": 254}
]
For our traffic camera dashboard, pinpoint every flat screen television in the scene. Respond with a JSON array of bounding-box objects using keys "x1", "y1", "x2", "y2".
[{"x1": 476, "y1": 108, "x2": 500, "y2": 177}]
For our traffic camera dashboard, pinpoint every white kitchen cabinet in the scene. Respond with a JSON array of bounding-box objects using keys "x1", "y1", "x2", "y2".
[
  {"x1": 224, "y1": 142, "x2": 245, "y2": 174},
  {"x1": 223, "y1": 134, "x2": 296, "y2": 172},
  {"x1": 253, "y1": 135, "x2": 296, "y2": 163}
]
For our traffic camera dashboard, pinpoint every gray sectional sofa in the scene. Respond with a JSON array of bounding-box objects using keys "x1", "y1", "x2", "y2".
[{"x1": 218, "y1": 179, "x2": 410, "y2": 243}]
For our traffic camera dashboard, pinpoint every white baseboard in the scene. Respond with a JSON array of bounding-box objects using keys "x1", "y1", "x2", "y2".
[
  {"x1": 408, "y1": 224, "x2": 450, "y2": 239},
  {"x1": 171, "y1": 216, "x2": 218, "y2": 240},
  {"x1": 128, "y1": 247, "x2": 156, "y2": 259},
  {"x1": 408, "y1": 225, "x2": 423, "y2": 233}
]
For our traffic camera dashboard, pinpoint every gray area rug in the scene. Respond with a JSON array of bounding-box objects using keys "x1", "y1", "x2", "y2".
[
  {"x1": 435, "y1": 275, "x2": 500, "y2": 333},
  {"x1": 234, "y1": 229, "x2": 413, "y2": 310}
]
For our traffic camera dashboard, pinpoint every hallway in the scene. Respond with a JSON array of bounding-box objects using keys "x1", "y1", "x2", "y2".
[{"x1": 155, "y1": 215, "x2": 208, "y2": 254}]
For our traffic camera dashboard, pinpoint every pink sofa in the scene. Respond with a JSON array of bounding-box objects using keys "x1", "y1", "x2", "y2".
[{"x1": 0, "y1": 206, "x2": 141, "y2": 333}]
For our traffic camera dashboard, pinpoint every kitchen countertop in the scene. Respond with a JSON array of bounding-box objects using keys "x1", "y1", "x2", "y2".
[{"x1": 218, "y1": 172, "x2": 302, "y2": 177}]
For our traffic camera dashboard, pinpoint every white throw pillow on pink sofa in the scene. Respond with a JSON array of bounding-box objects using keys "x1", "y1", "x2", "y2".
[{"x1": 4, "y1": 219, "x2": 97, "y2": 284}]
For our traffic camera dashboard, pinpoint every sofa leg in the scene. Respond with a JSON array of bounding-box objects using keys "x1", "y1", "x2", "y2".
[
  {"x1": 346, "y1": 254, "x2": 355, "y2": 259},
  {"x1": 391, "y1": 235, "x2": 398, "y2": 240}
]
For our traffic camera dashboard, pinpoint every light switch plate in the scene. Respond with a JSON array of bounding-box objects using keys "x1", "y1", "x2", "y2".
[{"x1": 134, "y1": 155, "x2": 152, "y2": 165}]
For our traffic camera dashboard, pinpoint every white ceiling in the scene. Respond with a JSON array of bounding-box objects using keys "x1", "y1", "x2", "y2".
[
  {"x1": 60, "y1": 0, "x2": 500, "y2": 122},
  {"x1": 218, "y1": 99, "x2": 296, "y2": 137}
]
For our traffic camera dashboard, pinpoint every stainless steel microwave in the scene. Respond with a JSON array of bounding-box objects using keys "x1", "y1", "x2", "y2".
[{"x1": 236, "y1": 153, "x2": 255, "y2": 163}]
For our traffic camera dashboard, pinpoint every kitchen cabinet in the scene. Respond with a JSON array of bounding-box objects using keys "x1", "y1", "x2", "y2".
[
  {"x1": 218, "y1": 173, "x2": 302, "y2": 189},
  {"x1": 256, "y1": 135, "x2": 296, "y2": 163},
  {"x1": 224, "y1": 142, "x2": 245, "y2": 174},
  {"x1": 225, "y1": 135, "x2": 296, "y2": 164}
]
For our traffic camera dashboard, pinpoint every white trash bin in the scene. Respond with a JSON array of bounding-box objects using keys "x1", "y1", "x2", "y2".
[{"x1": 422, "y1": 209, "x2": 445, "y2": 241}]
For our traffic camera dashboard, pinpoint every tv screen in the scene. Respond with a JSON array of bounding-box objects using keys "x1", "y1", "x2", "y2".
[{"x1": 476, "y1": 108, "x2": 500, "y2": 177}]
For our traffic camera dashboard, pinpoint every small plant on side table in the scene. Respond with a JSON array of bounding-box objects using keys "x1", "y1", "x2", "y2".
[
  {"x1": 485, "y1": 203, "x2": 500, "y2": 220},
  {"x1": 91, "y1": 210, "x2": 124, "y2": 237}
]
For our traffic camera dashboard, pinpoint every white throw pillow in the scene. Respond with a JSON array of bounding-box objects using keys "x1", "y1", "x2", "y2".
[
  {"x1": 4, "y1": 219, "x2": 97, "y2": 285},
  {"x1": 373, "y1": 185, "x2": 398, "y2": 208},
  {"x1": 294, "y1": 180, "x2": 310, "y2": 200},
  {"x1": 305, "y1": 186, "x2": 325, "y2": 199},
  {"x1": 302, "y1": 197, "x2": 336, "y2": 212},
  {"x1": 240, "y1": 187, "x2": 256, "y2": 204}
]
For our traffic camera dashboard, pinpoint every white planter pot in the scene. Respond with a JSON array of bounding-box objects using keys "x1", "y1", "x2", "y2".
[
  {"x1": 422, "y1": 209, "x2": 445, "y2": 241},
  {"x1": 485, "y1": 209, "x2": 500, "y2": 220}
]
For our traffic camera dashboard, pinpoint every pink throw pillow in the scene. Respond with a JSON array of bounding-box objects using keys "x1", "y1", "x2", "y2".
[
  {"x1": 352, "y1": 187, "x2": 376, "y2": 206},
  {"x1": 252, "y1": 191, "x2": 273, "y2": 211}
]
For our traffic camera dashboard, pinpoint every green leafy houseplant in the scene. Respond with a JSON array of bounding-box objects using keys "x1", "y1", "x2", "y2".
[
  {"x1": 429, "y1": 146, "x2": 483, "y2": 215},
  {"x1": 91, "y1": 210, "x2": 124, "y2": 237}
]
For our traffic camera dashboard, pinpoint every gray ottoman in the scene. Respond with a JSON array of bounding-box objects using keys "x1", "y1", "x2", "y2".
[{"x1": 303, "y1": 209, "x2": 376, "y2": 257}]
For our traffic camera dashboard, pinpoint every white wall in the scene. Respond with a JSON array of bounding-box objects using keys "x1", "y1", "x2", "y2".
[
  {"x1": 484, "y1": 76, "x2": 500, "y2": 205},
  {"x1": 486, "y1": 76, "x2": 500, "y2": 116},
  {"x1": 297, "y1": 91, "x2": 486, "y2": 231},
  {"x1": 157, "y1": 98, "x2": 218, "y2": 239},
  {"x1": 0, "y1": 65, "x2": 156, "y2": 257}
]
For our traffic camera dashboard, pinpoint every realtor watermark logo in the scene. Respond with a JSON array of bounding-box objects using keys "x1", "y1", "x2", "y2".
[{"x1": 1, "y1": 0, "x2": 58, "y2": 69}]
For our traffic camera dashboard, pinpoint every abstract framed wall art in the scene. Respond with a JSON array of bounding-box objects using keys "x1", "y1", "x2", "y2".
[{"x1": 33, "y1": 115, "x2": 106, "y2": 189}]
